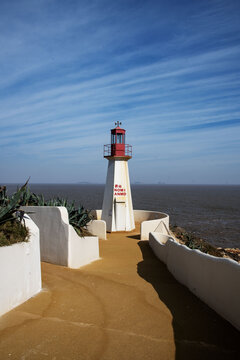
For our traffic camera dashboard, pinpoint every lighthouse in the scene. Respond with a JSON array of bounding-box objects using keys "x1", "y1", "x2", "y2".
[{"x1": 101, "y1": 122, "x2": 135, "y2": 232}]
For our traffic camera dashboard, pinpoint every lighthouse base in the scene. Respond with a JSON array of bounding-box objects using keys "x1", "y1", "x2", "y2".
[{"x1": 101, "y1": 159, "x2": 135, "y2": 232}]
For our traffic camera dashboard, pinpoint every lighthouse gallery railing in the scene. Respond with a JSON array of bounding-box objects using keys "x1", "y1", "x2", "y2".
[{"x1": 103, "y1": 144, "x2": 132, "y2": 157}]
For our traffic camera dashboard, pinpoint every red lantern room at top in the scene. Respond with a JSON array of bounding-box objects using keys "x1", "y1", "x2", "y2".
[{"x1": 104, "y1": 121, "x2": 132, "y2": 159}]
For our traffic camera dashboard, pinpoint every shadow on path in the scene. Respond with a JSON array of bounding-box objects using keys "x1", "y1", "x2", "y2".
[
  {"x1": 137, "y1": 240, "x2": 240, "y2": 360},
  {"x1": 127, "y1": 234, "x2": 141, "y2": 240}
]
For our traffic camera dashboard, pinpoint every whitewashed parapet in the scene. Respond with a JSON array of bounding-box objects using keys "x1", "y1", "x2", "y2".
[
  {"x1": 133, "y1": 210, "x2": 170, "y2": 240},
  {"x1": 149, "y1": 232, "x2": 240, "y2": 331},
  {"x1": 21, "y1": 206, "x2": 99, "y2": 269},
  {"x1": 87, "y1": 219, "x2": 106, "y2": 240},
  {"x1": 68, "y1": 224, "x2": 100, "y2": 268},
  {"x1": 0, "y1": 216, "x2": 41, "y2": 317}
]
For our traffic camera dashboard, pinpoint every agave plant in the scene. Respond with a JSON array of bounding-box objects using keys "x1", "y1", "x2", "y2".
[
  {"x1": 0, "y1": 186, "x2": 9, "y2": 207},
  {"x1": 0, "y1": 181, "x2": 28, "y2": 225},
  {"x1": 32, "y1": 193, "x2": 45, "y2": 206},
  {"x1": 20, "y1": 187, "x2": 45, "y2": 206},
  {"x1": 70, "y1": 206, "x2": 92, "y2": 229}
]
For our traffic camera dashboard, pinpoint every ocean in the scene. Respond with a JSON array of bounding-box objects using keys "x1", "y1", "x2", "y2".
[{"x1": 6, "y1": 183, "x2": 240, "y2": 249}]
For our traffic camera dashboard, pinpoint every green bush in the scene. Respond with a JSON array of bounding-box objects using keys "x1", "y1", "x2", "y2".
[
  {"x1": 0, "y1": 181, "x2": 28, "y2": 226},
  {"x1": 0, "y1": 220, "x2": 29, "y2": 247}
]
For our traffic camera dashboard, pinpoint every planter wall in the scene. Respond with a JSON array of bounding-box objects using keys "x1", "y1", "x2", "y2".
[
  {"x1": 149, "y1": 232, "x2": 240, "y2": 331},
  {"x1": 0, "y1": 216, "x2": 41, "y2": 317},
  {"x1": 21, "y1": 206, "x2": 99, "y2": 269},
  {"x1": 88, "y1": 212, "x2": 107, "y2": 240}
]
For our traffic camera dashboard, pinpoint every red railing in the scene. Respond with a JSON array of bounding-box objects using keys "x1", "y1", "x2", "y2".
[{"x1": 103, "y1": 144, "x2": 132, "y2": 157}]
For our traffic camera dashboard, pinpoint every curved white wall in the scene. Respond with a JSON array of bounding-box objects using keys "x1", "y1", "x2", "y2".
[
  {"x1": 133, "y1": 209, "x2": 168, "y2": 222},
  {"x1": 0, "y1": 216, "x2": 41, "y2": 317},
  {"x1": 149, "y1": 232, "x2": 240, "y2": 331},
  {"x1": 21, "y1": 206, "x2": 99, "y2": 269},
  {"x1": 134, "y1": 210, "x2": 169, "y2": 240}
]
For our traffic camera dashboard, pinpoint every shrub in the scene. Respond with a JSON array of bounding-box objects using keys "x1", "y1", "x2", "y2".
[{"x1": 0, "y1": 220, "x2": 29, "y2": 247}]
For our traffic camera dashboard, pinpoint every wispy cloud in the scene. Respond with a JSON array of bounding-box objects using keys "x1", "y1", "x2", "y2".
[
  {"x1": 0, "y1": 0, "x2": 240, "y2": 183},
  {"x1": 168, "y1": 119, "x2": 240, "y2": 133}
]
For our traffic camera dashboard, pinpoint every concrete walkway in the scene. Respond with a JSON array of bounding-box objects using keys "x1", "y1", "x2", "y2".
[{"x1": 0, "y1": 226, "x2": 239, "y2": 360}]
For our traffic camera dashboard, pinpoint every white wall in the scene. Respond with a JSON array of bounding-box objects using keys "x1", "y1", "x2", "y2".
[
  {"x1": 87, "y1": 219, "x2": 106, "y2": 240},
  {"x1": 22, "y1": 206, "x2": 69, "y2": 266},
  {"x1": 149, "y1": 232, "x2": 240, "y2": 331},
  {"x1": 0, "y1": 216, "x2": 41, "y2": 317},
  {"x1": 21, "y1": 206, "x2": 99, "y2": 269},
  {"x1": 68, "y1": 225, "x2": 100, "y2": 268},
  {"x1": 134, "y1": 210, "x2": 169, "y2": 240}
]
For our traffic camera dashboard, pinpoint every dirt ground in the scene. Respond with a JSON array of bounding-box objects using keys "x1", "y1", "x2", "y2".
[{"x1": 0, "y1": 226, "x2": 239, "y2": 360}]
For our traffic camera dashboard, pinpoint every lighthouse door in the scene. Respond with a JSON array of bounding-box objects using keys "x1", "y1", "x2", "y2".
[{"x1": 115, "y1": 201, "x2": 126, "y2": 231}]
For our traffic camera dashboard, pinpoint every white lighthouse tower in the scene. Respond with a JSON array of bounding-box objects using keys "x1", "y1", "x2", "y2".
[{"x1": 101, "y1": 122, "x2": 135, "y2": 232}]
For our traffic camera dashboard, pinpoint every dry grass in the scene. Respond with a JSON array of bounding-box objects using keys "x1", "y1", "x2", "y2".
[
  {"x1": 170, "y1": 225, "x2": 240, "y2": 263},
  {"x1": 0, "y1": 221, "x2": 30, "y2": 247}
]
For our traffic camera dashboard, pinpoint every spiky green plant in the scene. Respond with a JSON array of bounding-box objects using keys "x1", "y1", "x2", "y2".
[
  {"x1": 0, "y1": 186, "x2": 9, "y2": 206},
  {"x1": 0, "y1": 181, "x2": 28, "y2": 225},
  {"x1": 0, "y1": 181, "x2": 30, "y2": 246},
  {"x1": 20, "y1": 188, "x2": 45, "y2": 206}
]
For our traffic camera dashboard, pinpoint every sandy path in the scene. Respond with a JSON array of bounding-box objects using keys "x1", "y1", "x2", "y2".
[{"x1": 0, "y1": 226, "x2": 239, "y2": 360}]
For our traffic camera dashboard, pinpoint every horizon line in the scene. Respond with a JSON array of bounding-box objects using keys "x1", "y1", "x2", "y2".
[{"x1": 2, "y1": 182, "x2": 240, "y2": 186}]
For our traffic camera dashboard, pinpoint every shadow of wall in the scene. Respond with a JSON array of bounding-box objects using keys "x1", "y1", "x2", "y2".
[{"x1": 137, "y1": 240, "x2": 240, "y2": 360}]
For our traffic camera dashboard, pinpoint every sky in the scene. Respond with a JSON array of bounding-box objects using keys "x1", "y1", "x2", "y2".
[{"x1": 0, "y1": 0, "x2": 240, "y2": 185}]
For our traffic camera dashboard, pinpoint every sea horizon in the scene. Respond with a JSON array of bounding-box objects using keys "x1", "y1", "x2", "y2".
[{"x1": 4, "y1": 182, "x2": 240, "y2": 186}]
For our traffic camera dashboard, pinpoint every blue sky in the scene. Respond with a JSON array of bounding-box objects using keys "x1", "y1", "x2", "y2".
[{"x1": 1, "y1": 0, "x2": 240, "y2": 184}]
